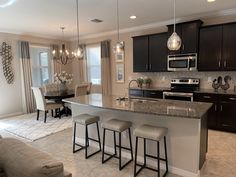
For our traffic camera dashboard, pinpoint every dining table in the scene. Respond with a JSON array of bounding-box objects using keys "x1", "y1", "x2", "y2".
[{"x1": 44, "y1": 90, "x2": 75, "y2": 117}]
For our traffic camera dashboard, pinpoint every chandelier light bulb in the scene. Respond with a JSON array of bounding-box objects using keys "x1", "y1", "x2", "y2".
[
  {"x1": 52, "y1": 50, "x2": 56, "y2": 55},
  {"x1": 167, "y1": 32, "x2": 182, "y2": 50}
]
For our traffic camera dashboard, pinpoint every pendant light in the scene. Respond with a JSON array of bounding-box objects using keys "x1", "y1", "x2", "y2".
[
  {"x1": 73, "y1": 0, "x2": 84, "y2": 59},
  {"x1": 113, "y1": 0, "x2": 124, "y2": 54},
  {"x1": 52, "y1": 27, "x2": 73, "y2": 65},
  {"x1": 167, "y1": 0, "x2": 181, "y2": 51}
]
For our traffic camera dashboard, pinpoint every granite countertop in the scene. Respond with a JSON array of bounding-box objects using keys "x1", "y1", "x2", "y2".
[
  {"x1": 129, "y1": 87, "x2": 171, "y2": 91},
  {"x1": 63, "y1": 93, "x2": 212, "y2": 119}
]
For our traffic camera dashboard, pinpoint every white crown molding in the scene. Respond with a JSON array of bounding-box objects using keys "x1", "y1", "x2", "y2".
[{"x1": 70, "y1": 8, "x2": 236, "y2": 41}]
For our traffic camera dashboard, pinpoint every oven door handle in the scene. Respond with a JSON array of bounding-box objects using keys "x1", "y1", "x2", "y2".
[{"x1": 163, "y1": 92, "x2": 193, "y2": 97}]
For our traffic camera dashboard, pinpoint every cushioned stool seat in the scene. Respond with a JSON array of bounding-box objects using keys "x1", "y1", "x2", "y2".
[
  {"x1": 134, "y1": 125, "x2": 168, "y2": 141},
  {"x1": 101, "y1": 119, "x2": 132, "y2": 132},
  {"x1": 73, "y1": 114, "x2": 100, "y2": 125}
]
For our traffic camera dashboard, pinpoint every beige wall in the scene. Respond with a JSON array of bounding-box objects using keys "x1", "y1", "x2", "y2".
[
  {"x1": 70, "y1": 15, "x2": 236, "y2": 96},
  {"x1": 0, "y1": 32, "x2": 72, "y2": 117}
]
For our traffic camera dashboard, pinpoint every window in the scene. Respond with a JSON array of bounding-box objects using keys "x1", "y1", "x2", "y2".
[
  {"x1": 86, "y1": 44, "x2": 101, "y2": 85},
  {"x1": 30, "y1": 46, "x2": 52, "y2": 87}
]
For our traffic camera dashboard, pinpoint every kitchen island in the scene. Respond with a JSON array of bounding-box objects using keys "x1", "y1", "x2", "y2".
[{"x1": 64, "y1": 94, "x2": 212, "y2": 177}]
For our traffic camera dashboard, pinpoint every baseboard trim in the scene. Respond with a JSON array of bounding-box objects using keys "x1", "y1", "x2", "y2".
[
  {"x1": 0, "y1": 112, "x2": 24, "y2": 119},
  {"x1": 75, "y1": 137, "x2": 200, "y2": 177}
]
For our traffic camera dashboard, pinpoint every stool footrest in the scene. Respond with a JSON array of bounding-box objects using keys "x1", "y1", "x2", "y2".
[
  {"x1": 115, "y1": 145, "x2": 132, "y2": 151},
  {"x1": 88, "y1": 137, "x2": 100, "y2": 143},
  {"x1": 73, "y1": 143, "x2": 85, "y2": 153},
  {"x1": 146, "y1": 154, "x2": 167, "y2": 162}
]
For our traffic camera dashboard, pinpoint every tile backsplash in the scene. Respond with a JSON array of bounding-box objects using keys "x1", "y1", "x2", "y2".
[{"x1": 131, "y1": 71, "x2": 236, "y2": 90}]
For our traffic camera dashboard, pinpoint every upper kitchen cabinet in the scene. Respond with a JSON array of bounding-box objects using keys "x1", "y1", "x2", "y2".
[
  {"x1": 222, "y1": 23, "x2": 236, "y2": 71},
  {"x1": 133, "y1": 33, "x2": 168, "y2": 72},
  {"x1": 198, "y1": 26, "x2": 222, "y2": 71},
  {"x1": 133, "y1": 36, "x2": 149, "y2": 72},
  {"x1": 167, "y1": 20, "x2": 203, "y2": 55},
  {"x1": 149, "y1": 33, "x2": 168, "y2": 72},
  {"x1": 199, "y1": 22, "x2": 236, "y2": 71}
]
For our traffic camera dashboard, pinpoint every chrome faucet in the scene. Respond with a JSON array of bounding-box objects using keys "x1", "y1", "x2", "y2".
[{"x1": 128, "y1": 79, "x2": 138, "y2": 99}]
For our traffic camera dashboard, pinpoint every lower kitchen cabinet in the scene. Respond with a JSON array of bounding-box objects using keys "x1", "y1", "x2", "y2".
[
  {"x1": 194, "y1": 93, "x2": 236, "y2": 132},
  {"x1": 143, "y1": 90, "x2": 163, "y2": 99},
  {"x1": 218, "y1": 95, "x2": 236, "y2": 132},
  {"x1": 129, "y1": 89, "x2": 143, "y2": 97},
  {"x1": 194, "y1": 93, "x2": 218, "y2": 129}
]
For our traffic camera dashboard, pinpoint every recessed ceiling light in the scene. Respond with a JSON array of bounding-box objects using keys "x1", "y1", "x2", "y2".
[
  {"x1": 0, "y1": 0, "x2": 16, "y2": 8},
  {"x1": 130, "y1": 15, "x2": 137, "y2": 20},
  {"x1": 207, "y1": 0, "x2": 216, "y2": 3}
]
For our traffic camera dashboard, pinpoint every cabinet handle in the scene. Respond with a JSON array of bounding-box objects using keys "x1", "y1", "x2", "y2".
[
  {"x1": 215, "y1": 105, "x2": 217, "y2": 111},
  {"x1": 182, "y1": 44, "x2": 185, "y2": 51},
  {"x1": 218, "y1": 61, "x2": 221, "y2": 68},
  {"x1": 203, "y1": 96, "x2": 211, "y2": 99},
  {"x1": 229, "y1": 97, "x2": 236, "y2": 101},
  {"x1": 150, "y1": 92, "x2": 157, "y2": 95},
  {"x1": 146, "y1": 64, "x2": 148, "y2": 69},
  {"x1": 224, "y1": 61, "x2": 227, "y2": 68},
  {"x1": 149, "y1": 64, "x2": 152, "y2": 70},
  {"x1": 220, "y1": 105, "x2": 223, "y2": 112}
]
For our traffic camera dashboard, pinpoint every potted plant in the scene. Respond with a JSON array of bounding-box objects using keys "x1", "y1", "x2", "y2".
[
  {"x1": 144, "y1": 78, "x2": 152, "y2": 88},
  {"x1": 137, "y1": 77, "x2": 144, "y2": 88}
]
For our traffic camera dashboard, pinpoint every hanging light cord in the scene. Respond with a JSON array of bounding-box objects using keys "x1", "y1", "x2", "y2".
[
  {"x1": 174, "y1": 0, "x2": 176, "y2": 33},
  {"x1": 76, "y1": 0, "x2": 80, "y2": 47},
  {"x1": 116, "y1": 0, "x2": 120, "y2": 41}
]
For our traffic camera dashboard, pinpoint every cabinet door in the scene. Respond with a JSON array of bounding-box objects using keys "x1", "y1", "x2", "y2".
[
  {"x1": 167, "y1": 24, "x2": 182, "y2": 55},
  {"x1": 181, "y1": 22, "x2": 200, "y2": 54},
  {"x1": 198, "y1": 26, "x2": 222, "y2": 71},
  {"x1": 218, "y1": 95, "x2": 236, "y2": 132},
  {"x1": 133, "y1": 36, "x2": 149, "y2": 72},
  {"x1": 222, "y1": 23, "x2": 236, "y2": 71},
  {"x1": 129, "y1": 89, "x2": 143, "y2": 97},
  {"x1": 149, "y1": 33, "x2": 168, "y2": 72},
  {"x1": 143, "y1": 90, "x2": 163, "y2": 99},
  {"x1": 193, "y1": 93, "x2": 218, "y2": 129}
]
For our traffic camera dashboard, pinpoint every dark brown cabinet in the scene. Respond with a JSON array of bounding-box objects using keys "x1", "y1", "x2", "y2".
[
  {"x1": 133, "y1": 36, "x2": 149, "y2": 72},
  {"x1": 149, "y1": 33, "x2": 168, "y2": 72},
  {"x1": 199, "y1": 23, "x2": 236, "y2": 71},
  {"x1": 218, "y1": 95, "x2": 236, "y2": 132},
  {"x1": 133, "y1": 33, "x2": 168, "y2": 72},
  {"x1": 194, "y1": 92, "x2": 236, "y2": 132},
  {"x1": 167, "y1": 20, "x2": 202, "y2": 55},
  {"x1": 143, "y1": 90, "x2": 163, "y2": 99},
  {"x1": 222, "y1": 23, "x2": 236, "y2": 70},
  {"x1": 198, "y1": 26, "x2": 222, "y2": 71}
]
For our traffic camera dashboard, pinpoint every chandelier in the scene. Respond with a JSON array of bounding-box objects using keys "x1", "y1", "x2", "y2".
[
  {"x1": 52, "y1": 27, "x2": 74, "y2": 65},
  {"x1": 167, "y1": 0, "x2": 182, "y2": 51},
  {"x1": 113, "y1": 0, "x2": 124, "y2": 54}
]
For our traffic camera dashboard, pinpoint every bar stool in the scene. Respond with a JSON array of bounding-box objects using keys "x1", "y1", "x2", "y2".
[
  {"x1": 134, "y1": 124, "x2": 168, "y2": 177},
  {"x1": 72, "y1": 114, "x2": 101, "y2": 159},
  {"x1": 101, "y1": 119, "x2": 133, "y2": 170}
]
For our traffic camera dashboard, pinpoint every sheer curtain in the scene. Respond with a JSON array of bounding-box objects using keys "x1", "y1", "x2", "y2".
[
  {"x1": 101, "y1": 40, "x2": 112, "y2": 95},
  {"x1": 19, "y1": 41, "x2": 36, "y2": 113}
]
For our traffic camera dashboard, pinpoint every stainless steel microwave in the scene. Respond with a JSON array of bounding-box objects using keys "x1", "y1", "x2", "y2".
[{"x1": 167, "y1": 53, "x2": 197, "y2": 71}]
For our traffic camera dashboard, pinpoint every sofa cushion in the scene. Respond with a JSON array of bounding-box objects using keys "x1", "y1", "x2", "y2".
[{"x1": 0, "y1": 138, "x2": 64, "y2": 177}]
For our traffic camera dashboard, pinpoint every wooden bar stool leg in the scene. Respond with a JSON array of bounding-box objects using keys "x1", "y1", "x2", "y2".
[
  {"x1": 134, "y1": 137, "x2": 138, "y2": 177},
  {"x1": 157, "y1": 141, "x2": 160, "y2": 177},
  {"x1": 85, "y1": 125, "x2": 88, "y2": 159},
  {"x1": 128, "y1": 128, "x2": 133, "y2": 160},
  {"x1": 119, "y1": 132, "x2": 122, "y2": 170},
  {"x1": 96, "y1": 122, "x2": 101, "y2": 151},
  {"x1": 144, "y1": 138, "x2": 146, "y2": 166},
  {"x1": 102, "y1": 129, "x2": 106, "y2": 163},
  {"x1": 114, "y1": 131, "x2": 117, "y2": 155},
  {"x1": 73, "y1": 123, "x2": 76, "y2": 153},
  {"x1": 164, "y1": 136, "x2": 168, "y2": 173}
]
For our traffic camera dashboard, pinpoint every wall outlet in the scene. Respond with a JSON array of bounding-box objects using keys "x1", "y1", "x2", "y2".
[{"x1": 207, "y1": 77, "x2": 212, "y2": 83}]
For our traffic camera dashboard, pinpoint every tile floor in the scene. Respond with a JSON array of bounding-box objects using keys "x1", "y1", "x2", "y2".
[{"x1": 1, "y1": 128, "x2": 236, "y2": 177}]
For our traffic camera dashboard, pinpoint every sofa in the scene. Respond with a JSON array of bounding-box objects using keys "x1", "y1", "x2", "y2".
[{"x1": 0, "y1": 135, "x2": 72, "y2": 177}]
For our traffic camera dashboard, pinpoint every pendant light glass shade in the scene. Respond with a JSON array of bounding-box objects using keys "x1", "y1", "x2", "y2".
[
  {"x1": 113, "y1": 41, "x2": 124, "y2": 54},
  {"x1": 167, "y1": 0, "x2": 182, "y2": 51},
  {"x1": 167, "y1": 32, "x2": 181, "y2": 50},
  {"x1": 73, "y1": 46, "x2": 83, "y2": 58}
]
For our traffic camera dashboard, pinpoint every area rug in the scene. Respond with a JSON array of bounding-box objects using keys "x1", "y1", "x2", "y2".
[{"x1": 0, "y1": 113, "x2": 72, "y2": 141}]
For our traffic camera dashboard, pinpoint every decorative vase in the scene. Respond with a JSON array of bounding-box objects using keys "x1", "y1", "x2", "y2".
[{"x1": 59, "y1": 83, "x2": 67, "y2": 93}]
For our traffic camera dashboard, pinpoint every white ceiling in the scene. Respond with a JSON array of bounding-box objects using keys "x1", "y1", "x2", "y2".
[{"x1": 0, "y1": 0, "x2": 236, "y2": 40}]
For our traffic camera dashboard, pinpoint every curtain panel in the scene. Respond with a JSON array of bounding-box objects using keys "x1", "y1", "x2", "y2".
[
  {"x1": 19, "y1": 41, "x2": 36, "y2": 113},
  {"x1": 101, "y1": 40, "x2": 112, "y2": 95}
]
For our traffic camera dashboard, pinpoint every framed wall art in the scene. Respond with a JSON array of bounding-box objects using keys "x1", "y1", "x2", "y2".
[{"x1": 115, "y1": 63, "x2": 124, "y2": 83}]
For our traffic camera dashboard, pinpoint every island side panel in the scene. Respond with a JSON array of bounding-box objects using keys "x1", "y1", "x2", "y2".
[
  {"x1": 71, "y1": 104, "x2": 201, "y2": 176},
  {"x1": 199, "y1": 113, "x2": 208, "y2": 169}
]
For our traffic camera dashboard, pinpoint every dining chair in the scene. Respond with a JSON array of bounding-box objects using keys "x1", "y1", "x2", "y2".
[
  {"x1": 32, "y1": 87, "x2": 63, "y2": 123},
  {"x1": 43, "y1": 83, "x2": 59, "y2": 92},
  {"x1": 75, "y1": 84, "x2": 89, "y2": 97},
  {"x1": 82, "y1": 82, "x2": 92, "y2": 94}
]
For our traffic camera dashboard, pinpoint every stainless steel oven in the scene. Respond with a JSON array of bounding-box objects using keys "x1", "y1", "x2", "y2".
[
  {"x1": 163, "y1": 78, "x2": 200, "y2": 102},
  {"x1": 167, "y1": 53, "x2": 197, "y2": 71}
]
